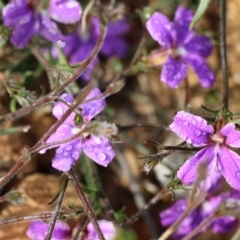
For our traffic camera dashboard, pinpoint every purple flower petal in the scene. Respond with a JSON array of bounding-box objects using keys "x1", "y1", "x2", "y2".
[
  {"x1": 201, "y1": 171, "x2": 222, "y2": 193},
  {"x1": 211, "y1": 216, "x2": 237, "y2": 233},
  {"x1": 38, "y1": 13, "x2": 63, "y2": 43},
  {"x1": 49, "y1": 0, "x2": 82, "y2": 24},
  {"x1": 184, "y1": 54, "x2": 215, "y2": 88},
  {"x1": 52, "y1": 94, "x2": 75, "y2": 125},
  {"x1": 218, "y1": 146, "x2": 240, "y2": 191},
  {"x1": 184, "y1": 35, "x2": 213, "y2": 58},
  {"x1": 10, "y1": 14, "x2": 38, "y2": 48},
  {"x1": 80, "y1": 88, "x2": 106, "y2": 121},
  {"x1": 169, "y1": 111, "x2": 214, "y2": 147},
  {"x1": 52, "y1": 139, "x2": 81, "y2": 171},
  {"x1": 2, "y1": 0, "x2": 32, "y2": 26},
  {"x1": 101, "y1": 38, "x2": 129, "y2": 58},
  {"x1": 87, "y1": 220, "x2": 115, "y2": 240},
  {"x1": 27, "y1": 220, "x2": 70, "y2": 240},
  {"x1": 160, "y1": 199, "x2": 203, "y2": 238},
  {"x1": 177, "y1": 147, "x2": 216, "y2": 184},
  {"x1": 160, "y1": 199, "x2": 187, "y2": 227},
  {"x1": 173, "y1": 6, "x2": 194, "y2": 45},
  {"x1": 221, "y1": 123, "x2": 240, "y2": 148},
  {"x1": 146, "y1": 12, "x2": 174, "y2": 48},
  {"x1": 106, "y1": 19, "x2": 130, "y2": 37},
  {"x1": 161, "y1": 56, "x2": 187, "y2": 88},
  {"x1": 39, "y1": 124, "x2": 72, "y2": 154},
  {"x1": 82, "y1": 135, "x2": 115, "y2": 167}
]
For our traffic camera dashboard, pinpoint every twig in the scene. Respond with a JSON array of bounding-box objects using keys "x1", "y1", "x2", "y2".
[
  {"x1": 182, "y1": 214, "x2": 215, "y2": 240},
  {"x1": 0, "y1": 13, "x2": 107, "y2": 125},
  {"x1": 220, "y1": 0, "x2": 228, "y2": 110},
  {"x1": 0, "y1": 208, "x2": 82, "y2": 226},
  {"x1": 45, "y1": 176, "x2": 68, "y2": 240},
  {"x1": 66, "y1": 169, "x2": 105, "y2": 240}
]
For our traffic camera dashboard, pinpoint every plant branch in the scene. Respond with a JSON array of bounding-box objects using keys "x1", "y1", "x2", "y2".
[
  {"x1": 220, "y1": 0, "x2": 228, "y2": 110},
  {"x1": 66, "y1": 169, "x2": 105, "y2": 240},
  {"x1": 45, "y1": 175, "x2": 68, "y2": 240}
]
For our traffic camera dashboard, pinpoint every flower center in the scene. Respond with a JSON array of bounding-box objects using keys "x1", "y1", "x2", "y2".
[
  {"x1": 210, "y1": 119, "x2": 226, "y2": 144},
  {"x1": 27, "y1": 0, "x2": 49, "y2": 13}
]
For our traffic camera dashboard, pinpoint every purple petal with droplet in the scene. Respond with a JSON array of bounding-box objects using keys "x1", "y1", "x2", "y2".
[
  {"x1": 160, "y1": 199, "x2": 203, "y2": 238},
  {"x1": 146, "y1": 12, "x2": 174, "y2": 48},
  {"x1": 80, "y1": 88, "x2": 106, "y2": 121},
  {"x1": 3, "y1": 0, "x2": 32, "y2": 26},
  {"x1": 10, "y1": 14, "x2": 37, "y2": 48},
  {"x1": 38, "y1": 13, "x2": 63, "y2": 43},
  {"x1": 82, "y1": 135, "x2": 115, "y2": 167},
  {"x1": 52, "y1": 139, "x2": 82, "y2": 171},
  {"x1": 49, "y1": 0, "x2": 82, "y2": 24},
  {"x1": 161, "y1": 56, "x2": 187, "y2": 88},
  {"x1": 218, "y1": 146, "x2": 240, "y2": 191},
  {"x1": 169, "y1": 111, "x2": 214, "y2": 147},
  {"x1": 52, "y1": 93, "x2": 75, "y2": 125},
  {"x1": 87, "y1": 220, "x2": 116, "y2": 240},
  {"x1": 27, "y1": 220, "x2": 70, "y2": 240},
  {"x1": 177, "y1": 146, "x2": 216, "y2": 184},
  {"x1": 174, "y1": 6, "x2": 194, "y2": 45},
  {"x1": 221, "y1": 123, "x2": 240, "y2": 148},
  {"x1": 183, "y1": 54, "x2": 215, "y2": 88},
  {"x1": 184, "y1": 35, "x2": 213, "y2": 58}
]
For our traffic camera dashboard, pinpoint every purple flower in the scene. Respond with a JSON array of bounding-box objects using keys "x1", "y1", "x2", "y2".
[
  {"x1": 160, "y1": 192, "x2": 239, "y2": 238},
  {"x1": 2, "y1": 0, "x2": 82, "y2": 48},
  {"x1": 170, "y1": 111, "x2": 240, "y2": 191},
  {"x1": 87, "y1": 219, "x2": 115, "y2": 240},
  {"x1": 39, "y1": 88, "x2": 115, "y2": 172},
  {"x1": 60, "y1": 17, "x2": 129, "y2": 81},
  {"x1": 27, "y1": 220, "x2": 70, "y2": 240},
  {"x1": 160, "y1": 199, "x2": 204, "y2": 238},
  {"x1": 146, "y1": 6, "x2": 214, "y2": 89}
]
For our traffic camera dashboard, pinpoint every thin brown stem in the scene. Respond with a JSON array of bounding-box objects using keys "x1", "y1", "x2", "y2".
[
  {"x1": 45, "y1": 176, "x2": 68, "y2": 240},
  {"x1": 121, "y1": 189, "x2": 169, "y2": 227},
  {"x1": 182, "y1": 214, "x2": 215, "y2": 240},
  {"x1": 220, "y1": 0, "x2": 228, "y2": 110},
  {"x1": 67, "y1": 169, "x2": 105, "y2": 240}
]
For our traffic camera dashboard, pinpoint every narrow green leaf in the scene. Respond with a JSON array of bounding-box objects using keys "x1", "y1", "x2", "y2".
[{"x1": 190, "y1": 0, "x2": 211, "y2": 30}]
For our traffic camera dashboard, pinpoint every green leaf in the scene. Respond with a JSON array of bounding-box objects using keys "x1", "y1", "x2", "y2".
[{"x1": 189, "y1": 0, "x2": 212, "y2": 30}]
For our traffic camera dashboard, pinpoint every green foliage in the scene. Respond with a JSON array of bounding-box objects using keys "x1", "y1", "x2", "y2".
[{"x1": 190, "y1": 0, "x2": 212, "y2": 30}]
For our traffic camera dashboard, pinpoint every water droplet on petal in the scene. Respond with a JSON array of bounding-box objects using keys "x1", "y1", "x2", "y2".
[
  {"x1": 98, "y1": 153, "x2": 106, "y2": 161},
  {"x1": 57, "y1": 40, "x2": 65, "y2": 48},
  {"x1": 164, "y1": 23, "x2": 172, "y2": 30},
  {"x1": 183, "y1": 121, "x2": 189, "y2": 126},
  {"x1": 174, "y1": 73, "x2": 182, "y2": 80},
  {"x1": 57, "y1": 148, "x2": 63, "y2": 154},
  {"x1": 236, "y1": 171, "x2": 240, "y2": 179},
  {"x1": 72, "y1": 151, "x2": 79, "y2": 160},
  {"x1": 66, "y1": 145, "x2": 73, "y2": 151},
  {"x1": 194, "y1": 130, "x2": 201, "y2": 137},
  {"x1": 191, "y1": 119, "x2": 197, "y2": 126},
  {"x1": 63, "y1": 152, "x2": 68, "y2": 156},
  {"x1": 106, "y1": 146, "x2": 112, "y2": 151},
  {"x1": 84, "y1": 145, "x2": 93, "y2": 152},
  {"x1": 154, "y1": 20, "x2": 159, "y2": 25},
  {"x1": 94, "y1": 138, "x2": 102, "y2": 144},
  {"x1": 183, "y1": 112, "x2": 189, "y2": 118}
]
